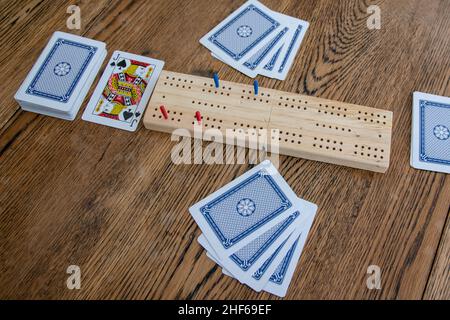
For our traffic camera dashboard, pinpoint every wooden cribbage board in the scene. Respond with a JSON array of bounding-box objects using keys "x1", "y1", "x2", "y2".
[{"x1": 143, "y1": 71, "x2": 393, "y2": 173}]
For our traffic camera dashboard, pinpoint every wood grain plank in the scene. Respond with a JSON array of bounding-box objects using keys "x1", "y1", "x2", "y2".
[
  {"x1": 423, "y1": 213, "x2": 450, "y2": 300},
  {"x1": 0, "y1": 0, "x2": 449, "y2": 300}
]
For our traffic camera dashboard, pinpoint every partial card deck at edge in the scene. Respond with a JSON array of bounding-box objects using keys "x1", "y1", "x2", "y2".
[
  {"x1": 82, "y1": 51, "x2": 164, "y2": 132},
  {"x1": 189, "y1": 160, "x2": 300, "y2": 257},
  {"x1": 411, "y1": 92, "x2": 450, "y2": 174}
]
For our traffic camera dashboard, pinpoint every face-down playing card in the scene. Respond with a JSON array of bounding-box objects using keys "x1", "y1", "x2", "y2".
[
  {"x1": 19, "y1": 48, "x2": 107, "y2": 121},
  {"x1": 200, "y1": 0, "x2": 286, "y2": 66},
  {"x1": 212, "y1": 25, "x2": 288, "y2": 78},
  {"x1": 411, "y1": 92, "x2": 450, "y2": 174},
  {"x1": 189, "y1": 160, "x2": 300, "y2": 258},
  {"x1": 208, "y1": 5, "x2": 309, "y2": 79},
  {"x1": 82, "y1": 51, "x2": 164, "y2": 131},
  {"x1": 199, "y1": 199, "x2": 317, "y2": 295},
  {"x1": 261, "y1": 16, "x2": 309, "y2": 80},
  {"x1": 14, "y1": 31, "x2": 106, "y2": 113},
  {"x1": 199, "y1": 208, "x2": 304, "y2": 291},
  {"x1": 263, "y1": 205, "x2": 316, "y2": 297}
]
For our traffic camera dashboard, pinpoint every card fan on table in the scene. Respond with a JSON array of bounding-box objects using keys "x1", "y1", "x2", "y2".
[
  {"x1": 143, "y1": 70, "x2": 393, "y2": 173},
  {"x1": 189, "y1": 160, "x2": 318, "y2": 297},
  {"x1": 200, "y1": 0, "x2": 309, "y2": 80}
]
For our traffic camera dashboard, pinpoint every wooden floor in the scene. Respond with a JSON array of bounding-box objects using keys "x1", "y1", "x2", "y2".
[{"x1": 0, "y1": 0, "x2": 448, "y2": 300}]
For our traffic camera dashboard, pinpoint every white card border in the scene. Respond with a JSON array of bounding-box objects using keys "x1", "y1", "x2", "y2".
[
  {"x1": 263, "y1": 200, "x2": 316, "y2": 297},
  {"x1": 411, "y1": 91, "x2": 450, "y2": 174},
  {"x1": 82, "y1": 50, "x2": 164, "y2": 132},
  {"x1": 14, "y1": 31, "x2": 106, "y2": 112},
  {"x1": 189, "y1": 160, "x2": 300, "y2": 257},
  {"x1": 261, "y1": 15, "x2": 309, "y2": 80},
  {"x1": 199, "y1": 0, "x2": 287, "y2": 66}
]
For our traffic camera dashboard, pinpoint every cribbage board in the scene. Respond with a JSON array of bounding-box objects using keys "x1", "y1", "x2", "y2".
[{"x1": 143, "y1": 71, "x2": 393, "y2": 173}]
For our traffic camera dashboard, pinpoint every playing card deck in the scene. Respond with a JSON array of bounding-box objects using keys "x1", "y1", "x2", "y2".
[
  {"x1": 200, "y1": 0, "x2": 309, "y2": 80},
  {"x1": 411, "y1": 92, "x2": 450, "y2": 174},
  {"x1": 82, "y1": 51, "x2": 164, "y2": 132},
  {"x1": 189, "y1": 160, "x2": 318, "y2": 297},
  {"x1": 15, "y1": 32, "x2": 107, "y2": 120}
]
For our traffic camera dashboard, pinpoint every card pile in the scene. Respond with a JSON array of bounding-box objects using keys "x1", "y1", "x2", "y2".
[
  {"x1": 15, "y1": 32, "x2": 106, "y2": 120},
  {"x1": 200, "y1": 0, "x2": 309, "y2": 80},
  {"x1": 411, "y1": 92, "x2": 450, "y2": 174},
  {"x1": 189, "y1": 160, "x2": 317, "y2": 297},
  {"x1": 82, "y1": 51, "x2": 164, "y2": 132}
]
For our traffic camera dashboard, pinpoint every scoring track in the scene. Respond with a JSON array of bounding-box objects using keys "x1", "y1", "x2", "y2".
[{"x1": 143, "y1": 70, "x2": 393, "y2": 173}]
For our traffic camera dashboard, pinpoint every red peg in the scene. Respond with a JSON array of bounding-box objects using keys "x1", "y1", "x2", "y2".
[
  {"x1": 160, "y1": 105, "x2": 168, "y2": 119},
  {"x1": 195, "y1": 111, "x2": 202, "y2": 124}
]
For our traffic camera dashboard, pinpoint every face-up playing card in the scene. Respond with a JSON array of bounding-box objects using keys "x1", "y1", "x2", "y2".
[
  {"x1": 82, "y1": 51, "x2": 164, "y2": 131},
  {"x1": 189, "y1": 160, "x2": 299, "y2": 257},
  {"x1": 200, "y1": 0, "x2": 285, "y2": 66},
  {"x1": 15, "y1": 31, "x2": 106, "y2": 114},
  {"x1": 411, "y1": 92, "x2": 450, "y2": 174}
]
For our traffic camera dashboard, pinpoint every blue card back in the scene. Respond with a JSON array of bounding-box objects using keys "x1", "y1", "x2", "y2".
[
  {"x1": 26, "y1": 38, "x2": 97, "y2": 103},
  {"x1": 207, "y1": 4, "x2": 280, "y2": 61},
  {"x1": 419, "y1": 99, "x2": 450, "y2": 165},
  {"x1": 230, "y1": 211, "x2": 299, "y2": 271},
  {"x1": 200, "y1": 169, "x2": 292, "y2": 249},
  {"x1": 264, "y1": 45, "x2": 283, "y2": 71},
  {"x1": 243, "y1": 27, "x2": 288, "y2": 70},
  {"x1": 269, "y1": 236, "x2": 300, "y2": 285},
  {"x1": 252, "y1": 238, "x2": 287, "y2": 280},
  {"x1": 278, "y1": 25, "x2": 304, "y2": 73}
]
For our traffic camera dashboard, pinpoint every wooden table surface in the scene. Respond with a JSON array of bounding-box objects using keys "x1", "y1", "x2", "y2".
[{"x1": 0, "y1": 0, "x2": 449, "y2": 300}]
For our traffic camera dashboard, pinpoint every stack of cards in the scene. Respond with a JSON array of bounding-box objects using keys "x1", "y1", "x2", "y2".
[
  {"x1": 200, "y1": 0, "x2": 309, "y2": 80},
  {"x1": 189, "y1": 161, "x2": 317, "y2": 297},
  {"x1": 411, "y1": 92, "x2": 450, "y2": 174},
  {"x1": 15, "y1": 32, "x2": 106, "y2": 121},
  {"x1": 82, "y1": 51, "x2": 164, "y2": 132}
]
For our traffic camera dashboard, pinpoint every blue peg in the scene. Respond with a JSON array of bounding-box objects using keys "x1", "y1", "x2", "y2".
[
  {"x1": 253, "y1": 79, "x2": 259, "y2": 95},
  {"x1": 213, "y1": 73, "x2": 220, "y2": 88}
]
